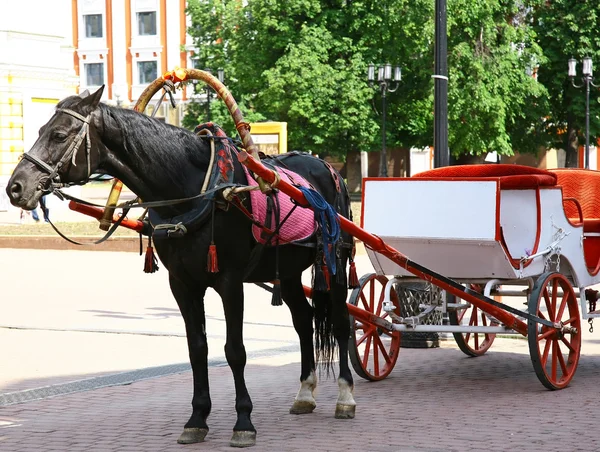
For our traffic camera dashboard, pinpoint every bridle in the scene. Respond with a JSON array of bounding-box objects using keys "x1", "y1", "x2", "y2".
[{"x1": 21, "y1": 108, "x2": 93, "y2": 192}]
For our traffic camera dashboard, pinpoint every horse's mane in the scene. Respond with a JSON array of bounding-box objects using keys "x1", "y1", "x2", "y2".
[{"x1": 57, "y1": 96, "x2": 211, "y2": 195}]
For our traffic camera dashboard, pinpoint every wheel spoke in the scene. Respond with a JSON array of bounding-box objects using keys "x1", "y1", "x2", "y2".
[
  {"x1": 356, "y1": 327, "x2": 375, "y2": 347},
  {"x1": 457, "y1": 303, "x2": 467, "y2": 323},
  {"x1": 372, "y1": 335, "x2": 380, "y2": 375},
  {"x1": 375, "y1": 285, "x2": 385, "y2": 317},
  {"x1": 538, "y1": 328, "x2": 555, "y2": 341},
  {"x1": 473, "y1": 332, "x2": 479, "y2": 349},
  {"x1": 557, "y1": 346, "x2": 568, "y2": 376},
  {"x1": 374, "y1": 334, "x2": 391, "y2": 364},
  {"x1": 543, "y1": 288, "x2": 555, "y2": 320},
  {"x1": 481, "y1": 313, "x2": 488, "y2": 327},
  {"x1": 369, "y1": 280, "x2": 375, "y2": 313},
  {"x1": 561, "y1": 336, "x2": 575, "y2": 353},
  {"x1": 469, "y1": 307, "x2": 478, "y2": 326},
  {"x1": 541, "y1": 337, "x2": 551, "y2": 367},
  {"x1": 362, "y1": 334, "x2": 373, "y2": 369},
  {"x1": 556, "y1": 291, "x2": 569, "y2": 321},
  {"x1": 359, "y1": 292, "x2": 369, "y2": 311},
  {"x1": 551, "y1": 279, "x2": 559, "y2": 317},
  {"x1": 551, "y1": 340, "x2": 558, "y2": 381}
]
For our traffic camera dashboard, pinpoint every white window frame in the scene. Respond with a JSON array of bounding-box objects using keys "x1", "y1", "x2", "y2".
[
  {"x1": 82, "y1": 60, "x2": 106, "y2": 90},
  {"x1": 83, "y1": 13, "x2": 104, "y2": 39},
  {"x1": 136, "y1": 59, "x2": 158, "y2": 85}
]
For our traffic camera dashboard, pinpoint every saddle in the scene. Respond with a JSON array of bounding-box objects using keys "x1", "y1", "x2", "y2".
[
  {"x1": 242, "y1": 164, "x2": 317, "y2": 245},
  {"x1": 148, "y1": 123, "x2": 317, "y2": 246}
]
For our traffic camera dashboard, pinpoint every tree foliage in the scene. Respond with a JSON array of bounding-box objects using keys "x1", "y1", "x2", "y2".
[
  {"x1": 183, "y1": 0, "x2": 564, "y2": 161},
  {"x1": 533, "y1": 0, "x2": 600, "y2": 167}
]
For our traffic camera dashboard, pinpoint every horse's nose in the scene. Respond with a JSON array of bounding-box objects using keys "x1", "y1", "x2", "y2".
[{"x1": 8, "y1": 181, "x2": 23, "y2": 202}]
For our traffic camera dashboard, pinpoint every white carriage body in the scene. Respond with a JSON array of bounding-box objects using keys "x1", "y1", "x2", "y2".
[{"x1": 362, "y1": 173, "x2": 600, "y2": 290}]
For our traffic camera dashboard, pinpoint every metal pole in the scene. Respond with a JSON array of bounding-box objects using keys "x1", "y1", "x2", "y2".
[
  {"x1": 380, "y1": 86, "x2": 388, "y2": 177},
  {"x1": 433, "y1": 0, "x2": 449, "y2": 168},
  {"x1": 586, "y1": 76, "x2": 590, "y2": 169}
]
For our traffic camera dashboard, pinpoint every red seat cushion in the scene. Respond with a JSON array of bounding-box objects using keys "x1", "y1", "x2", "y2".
[{"x1": 414, "y1": 164, "x2": 557, "y2": 189}]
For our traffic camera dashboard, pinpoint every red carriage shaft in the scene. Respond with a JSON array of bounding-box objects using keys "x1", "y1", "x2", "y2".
[
  {"x1": 238, "y1": 150, "x2": 529, "y2": 336},
  {"x1": 68, "y1": 201, "x2": 145, "y2": 233}
]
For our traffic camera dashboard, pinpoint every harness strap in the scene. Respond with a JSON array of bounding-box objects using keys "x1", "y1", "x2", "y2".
[{"x1": 22, "y1": 108, "x2": 93, "y2": 190}]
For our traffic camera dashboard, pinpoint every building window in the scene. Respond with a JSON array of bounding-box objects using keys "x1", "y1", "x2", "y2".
[
  {"x1": 138, "y1": 61, "x2": 157, "y2": 84},
  {"x1": 137, "y1": 11, "x2": 157, "y2": 36},
  {"x1": 84, "y1": 14, "x2": 103, "y2": 38},
  {"x1": 85, "y1": 63, "x2": 104, "y2": 86}
]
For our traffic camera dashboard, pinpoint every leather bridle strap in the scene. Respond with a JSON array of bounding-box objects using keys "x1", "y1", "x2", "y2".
[{"x1": 21, "y1": 108, "x2": 92, "y2": 190}]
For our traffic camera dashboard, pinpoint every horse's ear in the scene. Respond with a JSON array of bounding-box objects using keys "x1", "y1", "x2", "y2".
[
  {"x1": 79, "y1": 89, "x2": 90, "y2": 98},
  {"x1": 79, "y1": 85, "x2": 104, "y2": 112}
]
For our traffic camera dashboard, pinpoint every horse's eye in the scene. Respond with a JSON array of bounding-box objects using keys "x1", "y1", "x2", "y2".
[{"x1": 52, "y1": 131, "x2": 68, "y2": 142}]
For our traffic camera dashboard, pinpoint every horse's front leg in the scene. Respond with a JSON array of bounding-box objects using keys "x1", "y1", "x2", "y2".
[
  {"x1": 169, "y1": 275, "x2": 212, "y2": 444},
  {"x1": 214, "y1": 274, "x2": 256, "y2": 448},
  {"x1": 281, "y1": 277, "x2": 318, "y2": 415},
  {"x1": 331, "y1": 279, "x2": 356, "y2": 419}
]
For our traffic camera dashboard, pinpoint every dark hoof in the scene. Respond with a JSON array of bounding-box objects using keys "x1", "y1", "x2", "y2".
[
  {"x1": 289, "y1": 400, "x2": 316, "y2": 415},
  {"x1": 230, "y1": 430, "x2": 257, "y2": 448},
  {"x1": 177, "y1": 427, "x2": 208, "y2": 444},
  {"x1": 335, "y1": 404, "x2": 356, "y2": 419}
]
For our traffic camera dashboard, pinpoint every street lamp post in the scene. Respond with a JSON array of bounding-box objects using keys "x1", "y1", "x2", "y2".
[
  {"x1": 569, "y1": 57, "x2": 598, "y2": 169},
  {"x1": 368, "y1": 63, "x2": 401, "y2": 177},
  {"x1": 193, "y1": 68, "x2": 224, "y2": 122}
]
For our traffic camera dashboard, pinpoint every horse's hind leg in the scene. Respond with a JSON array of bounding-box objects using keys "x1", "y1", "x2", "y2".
[
  {"x1": 281, "y1": 277, "x2": 317, "y2": 415},
  {"x1": 214, "y1": 275, "x2": 256, "y2": 448},
  {"x1": 331, "y1": 277, "x2": 356, "y2": 419},
  {"x1": 169, "y1": 275, "x2": 211, "y2": 444}
]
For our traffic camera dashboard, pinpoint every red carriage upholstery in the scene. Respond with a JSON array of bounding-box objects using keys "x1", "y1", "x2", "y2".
[
  {"x1": 550, "y1": 169, "x2": 600, "y2": 229},
  {"x1": 413, "y1": 164, "x2": 557, "y2": 189},
  {"x1": 550, "y1": 168, "x2": 600, "y2": 272}
]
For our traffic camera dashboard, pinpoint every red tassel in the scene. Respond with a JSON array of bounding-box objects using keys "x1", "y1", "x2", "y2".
[
  {"x1": 321, "y1": 265, "x2": 330, "y2": 291},
  {"x1": 144, "y1": 245, "x2": 159, "y2": 273},
  {"x1": 348, "y1": 260, "x2": 359, "y2": 289},
  {"x1": 207, "y1": 243, "x2": 219, "y2": 273}
]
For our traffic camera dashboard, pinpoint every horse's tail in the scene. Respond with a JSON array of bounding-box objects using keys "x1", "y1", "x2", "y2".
[{"x1": 312, "y1": 285, "x2": 336, "y2": 374}]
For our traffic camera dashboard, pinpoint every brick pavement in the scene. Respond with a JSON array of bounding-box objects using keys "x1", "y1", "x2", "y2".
[{"x1": 2, "y1": 339, "x2": 600, "y2": 452}]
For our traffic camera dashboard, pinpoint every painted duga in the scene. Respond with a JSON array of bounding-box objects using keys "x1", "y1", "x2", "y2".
[{"x1": 6, "y1": 86, "x2": 356, "y2": 447}]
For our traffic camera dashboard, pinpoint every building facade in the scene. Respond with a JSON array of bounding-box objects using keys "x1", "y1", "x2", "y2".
[{"x1": 0, "y1": 0, "x2": 196, "y2": 182}]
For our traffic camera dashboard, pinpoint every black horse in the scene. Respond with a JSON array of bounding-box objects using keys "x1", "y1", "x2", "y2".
[{"x1": 6, "y1": 86, "x2": 355, "y2": 447}]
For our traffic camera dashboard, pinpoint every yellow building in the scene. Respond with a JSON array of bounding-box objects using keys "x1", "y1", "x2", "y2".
[
  {"x1": 249, "y1": 122, "x2": 287, "y2": 155},
  {"x1": 0, "y1": 2, "x2": 79, "y2": 181}
]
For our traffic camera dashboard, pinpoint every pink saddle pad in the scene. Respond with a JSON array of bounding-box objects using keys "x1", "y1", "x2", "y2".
[{"x1": 243, "y1": 165, "x2": 317, "y2": 245}]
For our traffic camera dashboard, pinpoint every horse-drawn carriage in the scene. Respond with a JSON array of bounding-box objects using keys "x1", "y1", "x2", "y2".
[
  {"x1": 6, "y1": 68, "x2": 600, "y2": 447},
  {"x1": 348, "y1": 163, "x2": 600, "y2": 389}
]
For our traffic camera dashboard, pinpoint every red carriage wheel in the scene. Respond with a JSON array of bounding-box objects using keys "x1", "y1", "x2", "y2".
[
  {"x1": 447, "y1": 286, "x2": 497, "y2": 357},
  {"x1": 348, "y1": 273, "x2": 401, "y2": 381},
  {"x1": 527, "y1": 272, "x2": 581, "y2": 390}
]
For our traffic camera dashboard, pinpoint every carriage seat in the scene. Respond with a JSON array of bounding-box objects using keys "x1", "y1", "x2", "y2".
[
  {"x1": 550, "y1": 169, "x2": 600, "y2": 272},
  {"x1": 549, "y1": 169, "x2": 600, "y2": 232},
  {"x1": 413, "y1": 164, "x2": 557, "y2": 189}
]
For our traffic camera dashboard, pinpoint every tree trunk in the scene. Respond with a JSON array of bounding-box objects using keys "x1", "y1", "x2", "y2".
[{"x1": 565, "y1": 114, "x2": 579, "y2": 168}]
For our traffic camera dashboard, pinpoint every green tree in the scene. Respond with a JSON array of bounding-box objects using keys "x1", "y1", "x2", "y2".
[
  {"x1": 444, "y1": 0, "x2": 548, "y2": 158},
  {"x1": 533, "y1": 0, "x2": 600, "y2": 167},
  {"x1": 185, "y1": 0, "x2": 549, "y2": 162}
]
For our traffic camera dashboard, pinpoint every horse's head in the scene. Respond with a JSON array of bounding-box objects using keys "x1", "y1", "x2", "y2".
[{"x1": 6, "y1": 86, "x2": 105, "y2": 210}]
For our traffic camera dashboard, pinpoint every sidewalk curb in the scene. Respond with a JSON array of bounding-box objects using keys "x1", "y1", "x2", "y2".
[{"x1": 0, "y1": 235, "x2": 139, "y2": 252}]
